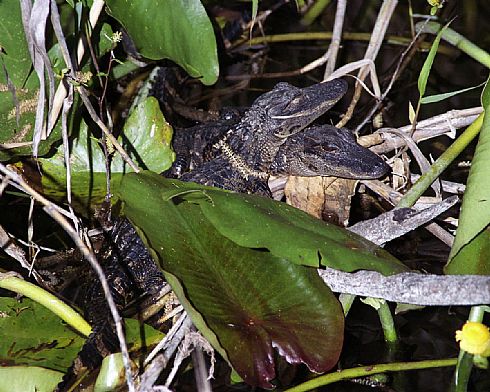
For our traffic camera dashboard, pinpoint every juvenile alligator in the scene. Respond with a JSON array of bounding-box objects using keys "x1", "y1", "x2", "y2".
[
  {"x1": 169, "y1": 79, "x2": 349, "y2": 177},
  {"x1": 55, "y1": 79, "x2": 389, "y2": 390},
  {"x1": 170, "y1": 80, "x2": 388, "y2": 194}
]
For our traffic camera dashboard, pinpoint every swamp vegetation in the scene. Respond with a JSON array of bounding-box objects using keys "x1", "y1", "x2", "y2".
[{"x1": 0, "y1": 0, "x2": 489, "y2": 391}]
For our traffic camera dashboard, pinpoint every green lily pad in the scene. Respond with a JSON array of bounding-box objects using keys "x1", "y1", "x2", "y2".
[
  {"x1": 0, "y1": 366, "x2": 63, "y2": 392},
  {"x1": 142, "y1": 174, "x2": 407, "y2": 275},
  {"x1": 105, "y1": 0, "x2": 219, "y2": 85},
  {"x1": 0, "y1": 296, "x2": 164, "y2": 371},
  {"x1": 119, "y1": 171, "x2": 345, "y2": 388},
  {"x1": 196, "y1": 189, "x2": 407, "y2": 274}
]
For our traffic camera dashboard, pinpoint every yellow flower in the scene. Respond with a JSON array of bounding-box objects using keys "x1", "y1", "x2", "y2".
[{"x1": 455, "y1": 322, "x2": 490, "y2": 356}]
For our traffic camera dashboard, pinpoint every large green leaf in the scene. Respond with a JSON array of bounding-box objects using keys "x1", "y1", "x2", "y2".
[
  {"x1": 105, "y1": 0, "x2": 219, "y2": 85},
  {"x1": 446, "y1": 74, "x2": 490, "y2": 275},
  {"x1": 140, "y1": 174, "x2": 407, "y2": 275},
  {"x1": 0, "y1": 366, "x2": 63, "y2": 392},
  {"x1": 0, "y1": 296, "x2": 163, "y2": 373},
  {"x1": 37, "y1": 96, "x2": 174, "y2": 212},
  {"x1": 196, "y1": 189, "x2": 407, "y2": 274},
  {"x1": 119, "y1": 171, "x2": 344, "y2": 388}
]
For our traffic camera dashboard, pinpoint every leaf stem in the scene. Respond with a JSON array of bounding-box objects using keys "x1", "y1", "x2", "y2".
[
  {"x1": 300, "y1": 0, "x2": 332, "y2": 26},
  {"x1": 285, "y1": 358, "x2": 457, "y2": 392},
  {"x1": 0, "y1": 273, "x2": 91, "y2": 337},
  {"x1": 377, "y1": 300, "x2": 397, "y2": 343},
  {"x1": 417, "y1": 21, "x2": 490, "y2": 69}
]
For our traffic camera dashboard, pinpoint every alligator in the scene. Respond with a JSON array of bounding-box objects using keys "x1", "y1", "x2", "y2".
[
  {"x1": 169, "y1": 80, "x2": 388, "y2": 194},
  {"x1": 54, "y1": 79, "x2": 389, "y2": 390},
  {"x1": 169, "y1": 79, "x2": 349, "y2": 176}
]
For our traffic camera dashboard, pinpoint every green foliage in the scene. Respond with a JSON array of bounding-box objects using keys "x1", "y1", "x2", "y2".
[
  {"x1": 0, "y1": 0, "x2": 55, "y2": 160},
  {"x1": 418, "y1": 23, "x2": 448, "y2": 99},
  {"x1": 119, "y1": 172, "x2": 345, "y2": 388},
  {"x1": 38, "y1": 97, "x2": 174, "y2": 212},
  {"x1": 446, "y1": 75, "x2": 490, "y2": 274},
  {"x1": 94, "y1": 353, "x2": 126, "y2": 391},
  {"x1": 194, "y1": 189, "x2": 407, "y2": 274},
  {"x1": 0, "y1": 296, "x2": 163, "y2": 385},
  {"x1": 0, "y1": 367, "x2": 63, "y2": 392},
  {"x1": 420, "y1": 83, "x2": 484, "y2": 104},
  {"x1": 118, "y1": 172, "x2": 407, "y2": 387},
  {"x1": 105, "y1": 0, "x2": 219, "y2": 85},
  {"x1": 0, "y1": 274, "x2": 91, "y2": 337},
  {"x1": 0, "y1": 297, "x2": 86, "y2": 371}
]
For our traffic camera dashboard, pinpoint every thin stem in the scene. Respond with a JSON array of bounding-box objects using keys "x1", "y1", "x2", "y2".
[
  {"x1": 0, "y1": 273, "x2": 91, "y2": 337},
  {"x1": 241, "y1": 32, "x2": 452, "y2": 52},
  {"x1": 77, "y1": 86, "x2": 140, "y2": 172},
  {"x1": 418, "y1": 21, "x2": 490, "y2": 68},
  {"x1": 337, "y1": 0, "x2": 398, "y2": 128},
  {"x1": 397, "y1": 113, "x2": 483, "y2": 208},
  {"x1": 300, "y1": 0, "x2": 332, "y2": 26},
  {"x1": 323, "y1": 0, "x2": 346, "y2": 78},
  {"x1": 377, "y1": 300, "x2": 397, "y2": 343},
  {"x1": 284, "y1": 358, "x2": 457, "y2": 392}
]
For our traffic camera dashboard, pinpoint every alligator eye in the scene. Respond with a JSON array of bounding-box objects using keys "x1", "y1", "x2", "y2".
[{"x1": 322, "y1": 144, "x2": 339, "y2": 153}]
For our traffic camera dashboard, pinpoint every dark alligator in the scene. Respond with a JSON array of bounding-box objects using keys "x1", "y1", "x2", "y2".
[
  {"x1": 170, "y1": 80, "x2": 388, "y2": 194},
  {"x1": 54, "y1": 79, "x2": 389, "y2": 390},
  {"x1": 169, "y1": 79, "x2": 349, "y2": 177}
]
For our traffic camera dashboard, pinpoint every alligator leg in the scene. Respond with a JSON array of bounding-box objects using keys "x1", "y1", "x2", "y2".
[{"x1": 55, "y1": 219, "x2": 168, "y2": 391}]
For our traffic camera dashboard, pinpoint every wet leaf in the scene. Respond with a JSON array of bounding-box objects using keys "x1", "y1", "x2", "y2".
[
  {"x1": 119, "y1": 171, "x2": 345, "y2": 388},
  {"x1": 446, "y1": 74, "x2": 490, "y2": 274},
  {"x1": 0, "y1": 366, "x2": 63, "y2": 392},
  {"x1": 106, "y1": 0, "x2": 219, "y2": 85},
  {"x1": 0, "y1": 296, "x2": 163, "y2": 375},
  {"x1": 37, "y1": 97, "x2": 174, "y2": 212}
]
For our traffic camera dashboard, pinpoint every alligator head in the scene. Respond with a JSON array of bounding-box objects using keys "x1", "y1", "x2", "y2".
[
  {"x1": 271, "y1": 125, "x2": 390, "y2": 179},
  {"x1": 230, "y1": 79, "x2": 348, "y2": 170},
  {"x1": 241, "y1": 79, "x2": 348, "y2": 138}
]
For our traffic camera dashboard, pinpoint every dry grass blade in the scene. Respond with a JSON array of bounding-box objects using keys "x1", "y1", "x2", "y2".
[
  {"x1": 19, "y1": 0, "x2": 56, "y2": 156},
  {"x1": 337, "y1": 0, "x2": 398, "y2": 128}
]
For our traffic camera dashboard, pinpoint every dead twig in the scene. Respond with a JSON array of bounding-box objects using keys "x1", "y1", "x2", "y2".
[
  {"x1": 320, "y1": 268, "x2": 490, "y2": 306},
  {"x1": 337, "y1": 0, "x2": 398, "y2": 128},
  {"x1": 323, "y1": 0, "x2": 347, "y2": 78}
]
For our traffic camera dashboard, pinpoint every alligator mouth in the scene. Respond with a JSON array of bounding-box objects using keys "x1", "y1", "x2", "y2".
[{"x1": 333, "y1": 153, "x2": 391, "y2": 179}]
